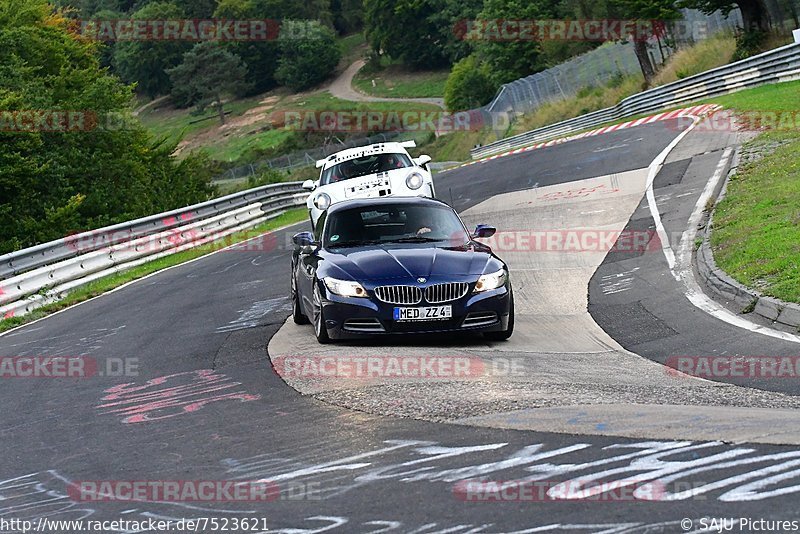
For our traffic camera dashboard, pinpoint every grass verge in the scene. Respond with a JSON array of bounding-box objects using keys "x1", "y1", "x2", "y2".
[
  {"x1": 706, "y1": 80, "x2": 800, "y2": 304},
  {"x1": 353, "y1": 64, "x2": 449, "y2": 98},
  {"x1": 0, "y1": 208, "x2": 308, "y2": 334}
]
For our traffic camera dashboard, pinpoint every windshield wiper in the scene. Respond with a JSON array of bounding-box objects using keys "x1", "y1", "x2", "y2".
[{"x1": 384, "y1": 236, "x2": 442, "y2": 243}]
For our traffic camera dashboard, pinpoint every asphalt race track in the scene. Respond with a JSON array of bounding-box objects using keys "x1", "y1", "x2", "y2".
[{"x1": 2, "y1": 119, "x2": 800, "y2": 533}]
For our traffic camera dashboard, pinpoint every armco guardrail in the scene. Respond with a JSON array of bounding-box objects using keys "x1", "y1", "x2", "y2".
[
  {"x1": 471, "y1": 41, "x2": 800, "y2": 160},
  {"x1": 0, "y1": 181, "x2": 307, "y2": 319}
]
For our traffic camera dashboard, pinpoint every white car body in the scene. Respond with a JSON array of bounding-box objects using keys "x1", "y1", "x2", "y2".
[{"x1": 303, "y1": 141, "x2": 435, "y2": 228}]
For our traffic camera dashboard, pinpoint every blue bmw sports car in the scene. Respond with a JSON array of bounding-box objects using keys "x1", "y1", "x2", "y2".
[{"x1": 290, "y1": 197, "x2": 514, "y2": 344}]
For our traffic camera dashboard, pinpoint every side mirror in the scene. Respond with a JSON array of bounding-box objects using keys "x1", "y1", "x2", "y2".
[
  {"x1": 472, "y1": 224, "x2": 496, "y2": 238},
  {"x1": 292, "y1": 231, "x2": 316, "y2": 248},
  {"x1": 416, "y1": 155, "x2": 432, "y2": 167},
  {"x1": 302, "y1": 180, "x2": 316, "y2": 190}
]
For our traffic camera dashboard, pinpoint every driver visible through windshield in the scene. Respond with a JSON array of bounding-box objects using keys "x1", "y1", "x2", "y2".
[
  {"x1": 321, "y1": 153, "x2": 412, "y2": 185},
  {"x1": 324, "y1": 203, "x2": 470, "y2": 248}
]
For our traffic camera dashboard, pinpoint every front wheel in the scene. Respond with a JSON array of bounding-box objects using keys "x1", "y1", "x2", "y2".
[
  {"x1": 313, "y1": 283, "x2": 331, "y2": 344},
  {"x1": 291, "y1": 273, "x2": 309, "y2": 325},
  {"x1": 484, "y1": 292, "x2": 514, "y2": 341}
]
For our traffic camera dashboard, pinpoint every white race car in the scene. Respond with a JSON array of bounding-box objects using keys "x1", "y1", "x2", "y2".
[{"x1": 302, "y1": 140, "x2": 435, "y2": 228}]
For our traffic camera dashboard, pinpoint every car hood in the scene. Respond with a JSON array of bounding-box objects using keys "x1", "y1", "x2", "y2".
[{"x1": 321, "y1": 243, "x2": 501, "y2": 282}]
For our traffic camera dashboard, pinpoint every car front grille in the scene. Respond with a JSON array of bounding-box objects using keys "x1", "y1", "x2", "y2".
[
  {"x1": 374, "y1": 285, "x2": 422, "y2": 305},
  {"x1": 424, "y1": 282, "x2": 469, "y2": 304},
  {"x1": 374, "y1": 282, "x2": 470, "y2": 305}
]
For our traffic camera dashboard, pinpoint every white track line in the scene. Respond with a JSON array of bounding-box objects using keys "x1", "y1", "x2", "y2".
[{"x1": 646, "y1": 113, "x2": 800, "y2": 344}]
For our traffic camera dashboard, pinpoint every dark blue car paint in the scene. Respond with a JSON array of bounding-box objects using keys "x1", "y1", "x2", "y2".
[{"x1": 291, "y1": 197, "x2": 513, "y2": 340}]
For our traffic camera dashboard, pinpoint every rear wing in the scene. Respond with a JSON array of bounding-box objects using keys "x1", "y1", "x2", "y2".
[{"x1": 316, "y1": 140, "x2": 416, "y2": 168}]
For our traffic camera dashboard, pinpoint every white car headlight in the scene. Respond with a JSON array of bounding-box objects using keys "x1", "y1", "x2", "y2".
[
  {"x1": 324, "y1": 277, "x2": 368, "y2": 298},
  {"x1": 474, "y1": 268, "x2": 507, "y2": 293},
  {"x1": 313, "y1": 193, "x2": 331, "y2": 210},
  {"x1": 406, "y1": 172, "x2": 424, "y2": 190}
]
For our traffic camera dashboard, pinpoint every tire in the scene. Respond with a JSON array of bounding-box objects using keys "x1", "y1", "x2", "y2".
[
  {"x1": 484, "y1": 291, "x2": 514, "y2": 341},
  {"x1": 313, "y1": 283, "x2": 331, "y2": 344},
  {"x1": 291, "y1": 273, "x2": 309, "y2": 325}
]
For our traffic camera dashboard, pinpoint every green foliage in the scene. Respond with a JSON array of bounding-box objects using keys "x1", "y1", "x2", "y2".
[
  {"x1": 213, "y1": 0, "x2": 281, "y2": 94},
  {"x1": 331, "y1": 0, "x2": 364, "y2": 34},
  {"x1": 732, "y1": 29, "x2": 767, "y2": 60},
  {"x1": 444, "y1": 55, "x2": 496, "y2": 111},
  {"x1": 679, "y1": 0, "x2": 770, "y2": 31},
  {"x1": 472, "y1": 0, "x2": 553, "y2": 84},
  {"x1": 274, "y1": 20, "x2": 340, "y2": 91},
  {"x1": 111, "y1": 2, "x2": 191, "y2": 98},
  {"x1": 0, "y1": 0, "x2": 213, "y2": 254},
  {"x1": 168, "y1": 42, "x2": 251, "y2": 121},
  {"x1": 364, "y1": 0, "x2": 480, "y2": 69}
]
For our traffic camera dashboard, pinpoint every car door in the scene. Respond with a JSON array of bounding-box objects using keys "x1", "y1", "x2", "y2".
[{"x1": 297, "y1": 211, "x2": 326, "y2": 313}]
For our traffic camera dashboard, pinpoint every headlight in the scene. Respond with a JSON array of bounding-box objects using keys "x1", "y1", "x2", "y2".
[
  {"x1": 313, "y1": 193, "x2": 331, "y2": 210},
  {"x1": 406, "y1": 172, "x2": 424, "y2": 190},
  {"x1": 474, "y1": 268, "x2": 507, "y2": 293},
  {"x1": 324, "y1": 277, "x2": 368, "y2": 298}
]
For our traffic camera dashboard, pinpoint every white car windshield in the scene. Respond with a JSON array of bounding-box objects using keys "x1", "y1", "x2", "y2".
[
  {"x1": 320, "y1": 153, "x2": 413, "y2": 185},
  {"x1": 324, "y1": 203, "x2": 470, "y2": 248}
]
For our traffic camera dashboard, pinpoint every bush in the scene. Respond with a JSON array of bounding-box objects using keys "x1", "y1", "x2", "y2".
[
  {"x1": 444, "y1": 56, "x2": 496, "y2": 111},
  {"x1": 111, "y1": 2, "x2": 191, "y2": 98},
  {"x1": 732, "y1": 30, "x2": 767, "y2": 61},
  {"x1": 275, "y1": 21, "x2": 341, "y2": 91},
  {"x1": 0, "y1": 0, "x2": 213, "y2": 253}
]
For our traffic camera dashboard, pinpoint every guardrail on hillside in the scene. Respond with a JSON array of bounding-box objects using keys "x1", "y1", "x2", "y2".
[
  {"x1": 0, "y1": 182, "x2": 308, "y2": 320},
  {"x1": 471, "y1": 41, "x2": 800, "y2": 160}
]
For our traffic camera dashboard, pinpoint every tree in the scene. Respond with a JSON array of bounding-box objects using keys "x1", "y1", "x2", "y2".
[
  {"x1": 172, "y1": 0, "x2": 219, "y2": 17},
  {"x1": 444, "y1": 55, "x2": 497, "y2": 111},
  {"x1": 0, "y1": 0, "x2": 213, "y2": 254},
  {"x1": 111, "y1": 1, "x2": 191, "y2": 97},
  {"x1": 331, "y1": 0, "x2": 364, "y2": 34},
  {"x1": 364, "y1": 0, "x2": 452, "y2": 68},
  {"x1": 274, "y1": 20, "x2": 340, "y2": 90},
  {"x1": 213, "y1": 0, "x2": 323, "y2": 95},
  {"x1": 611, "y1": 0, "x2": 682, "y2": 85},
  {"x1": 472, "y1": 0, "x2": 555, "y2": 84},
  {"x1": 168, "y1": 42, "x2": 250, "y2": 124},
  {"x1": 679, "y1": 0, "x2": 771, "y2": 32}
]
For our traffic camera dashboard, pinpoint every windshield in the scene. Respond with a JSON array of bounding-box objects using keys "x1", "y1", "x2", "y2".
[
  {"x1": 320, "y1": 153, "x2": 412, "y2": 185},
  {"x1": 323, "y1": 203, "x2": 470, "y2": 248}
]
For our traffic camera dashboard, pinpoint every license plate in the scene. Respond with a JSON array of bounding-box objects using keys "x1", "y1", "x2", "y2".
[
  {"x1": 393, "y1": 306, "x2": 452, "y2": 322},
  {"x1": 346, "y1": 178, "x2": 391, "y2": 198}
]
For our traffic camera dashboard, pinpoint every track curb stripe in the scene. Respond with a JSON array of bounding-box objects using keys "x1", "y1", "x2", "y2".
[{"x1": 451, "y1": 105, "x2": 721, "y2": 170}]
